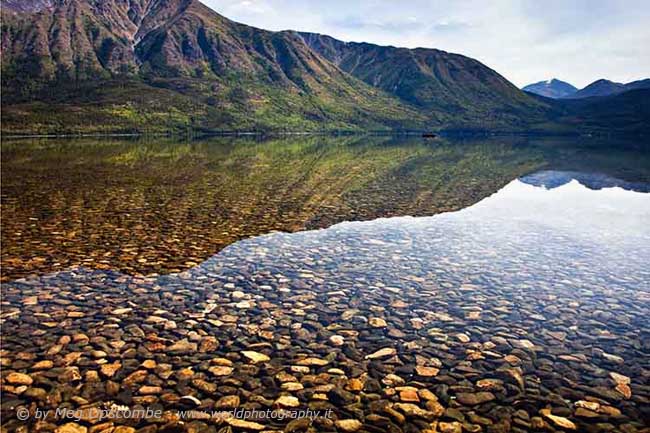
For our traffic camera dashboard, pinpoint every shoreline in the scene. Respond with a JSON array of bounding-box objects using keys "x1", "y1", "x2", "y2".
[{"x1": 1, "y1": 129, "x2": 640, "y2": 140}]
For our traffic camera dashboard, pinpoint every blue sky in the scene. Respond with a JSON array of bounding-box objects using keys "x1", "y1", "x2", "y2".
[{"x1": 204, "y1": 0, "x2": 650, "y2": 88}]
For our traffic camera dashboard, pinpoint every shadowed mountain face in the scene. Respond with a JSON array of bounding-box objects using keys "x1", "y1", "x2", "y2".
[
  {"x1": 571, "y1": 79, "x2": 626, "y2": 98},
  {"x1": 549, "y1": 88, "x2": 650, "y2": 134},
  {"x1": 522, "y1": 79, "x2": 577, "y2": 99},
  {"x1": 0, "y1": 0, "x2": 552, "y2": 133},
  {"x1": 523, "y1": 78, "x2": 650, "y2": 100}
]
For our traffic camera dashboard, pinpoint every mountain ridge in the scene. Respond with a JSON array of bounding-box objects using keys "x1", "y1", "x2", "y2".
[
  {"x1": 298, "y1": 31, "x2": 544, "y2": 126},
  {"x1": 1, "y1": 0, "x2": 554, "y2": 133},
  {"x1": 1, "y1": 0, "x2": 434, "y2": 132},
  {"x1": 567, "y1": 78, "x2": 650, "y2": 99},
  {"x1": 1, "y1": 0, "x2": 647, "y2": 135},
  {"x1": 523, "y1": 77, "x2": 650, "y2": 100}
]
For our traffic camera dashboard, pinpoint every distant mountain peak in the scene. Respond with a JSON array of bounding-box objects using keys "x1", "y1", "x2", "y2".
[
  {"x1": 567, "y1": 79, "x2": 629, "y2": 99},
  {"x1": 592, "y1": 78, "x2": 621, "y2": 85},
  {"x1": 522, "y1": 78, "x2": 577, "y2": 99}
]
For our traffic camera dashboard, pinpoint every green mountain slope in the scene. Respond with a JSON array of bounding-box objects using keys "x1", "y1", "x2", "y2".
[
  {"x1": 299, "y1": 32, "x2": 549, "y2": 129},
  {"x1": 1, "y1": 0, "x2": 429, "y2": 133},
  {"x1": 1, "y1": 0, "x2": 645, "y2": 134}
]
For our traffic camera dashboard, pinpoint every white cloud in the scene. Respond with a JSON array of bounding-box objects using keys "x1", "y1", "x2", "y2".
[{"x1": 204, "y1": 0, "x2": 650, "y2": 88}]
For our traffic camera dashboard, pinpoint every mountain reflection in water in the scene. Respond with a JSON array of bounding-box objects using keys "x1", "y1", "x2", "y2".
[
  {"x1": 2, "y1": 135, "x2": 649, "y2": 280},
  {"x1": 521, "y1": 170, "x2": 650, "y2": 192}
]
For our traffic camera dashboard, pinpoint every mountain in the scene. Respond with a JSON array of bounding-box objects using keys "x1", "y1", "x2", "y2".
[
  {"x1": 557, "y1": 89, "x2": 650, "y2": 134},
  {"x1": 1, "y1": 0, "x2": 431, "y2": 133},
  {"x1": 522, "y1": 79, "x2": 577, "y2": 98},
  {"x1": 299, "y1": 32, "x2": 546, "y2": 128},
  {"x1": 625, "y1": 79, "x2": 650, "y2": 91},
  {"x1": 570, "y1": 79, "x2": 626, "y2": 98},
  {"x1": 0, "y1": 0, "x2": 645, "y2": 135},
  {"x1": 0, "y1": 0, "x2": 552, "y2": 134},
  {"x1": 567, "y1": 78, "x2": 650, "y2": 99}
]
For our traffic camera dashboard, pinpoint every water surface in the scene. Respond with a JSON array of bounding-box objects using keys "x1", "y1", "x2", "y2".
[
  {"x1": 1, "y1": 138, "x2": 650, "y2": 432},
  {"x1": 2, "y1": 135, "x2": 649, "y2": 280}
]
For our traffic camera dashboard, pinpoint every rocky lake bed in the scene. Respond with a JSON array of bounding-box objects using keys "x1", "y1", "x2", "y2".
[{"x1": 1, "y1": 137, "x2": 649, "y2": 433}]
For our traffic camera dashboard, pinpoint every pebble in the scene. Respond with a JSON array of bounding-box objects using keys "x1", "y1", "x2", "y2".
[
  {"x1": 438, "y1": 422, "x2": 462, "y2": 433},
  {"x1": 335, "y1": 419, "x2": 363, "y2": 432},
  {"x1": 180, "y1": 395, "x2": 201, "y2": 406},
  {"x1": 394, "y1": 403, "x2": 438, "y2": 421},
  {"x1": 540, "y1": 408, "x2": 577, "y2": 430},
  {"x1": 138, "y1": 385, "x2": 162, "y2": 395},
  {"x1": 216, "y1": 395, "x2": 240, "y2": 408},
  {"x1": 226, "y1": 418, "x2": 266, "y2": 430},
  {"x1": 609, "y1": 372, "x2": 630, "y2": 385},
  {"x1": 55, "y1": 424, "x2": 87, "y2": 433},
  {"x1": 31, "y1": 360, "x2": 54, "y2": 370},
  {"x1": 399, "y1": 389, "x2": 420, "y2": 402},
  {"x1": 241, "y1": 350, "x2": 270, "y2": 363},
  {"x1": 5, "y1": 372, "x2": 33, "y2": 385},
  {"x1": 455, "y1": 392, "x2": 496, "y2": 406},
  {"x1": 100, "y1": 362, "x2": 121, "y2": 378},
  {"x1": 275, "y1": 395, "x2": 300, "y2": 408},
  {"x1": 296, "y1": 357, "x2": 329, "y2": 366},
  {"x1": 167, "y1": 339, "x2": 197, "y2": 354},
  {"x1": 365, "y1": 347, "x2": 396, "y2": 359},
  {"x1": 209, "y1": 366, "x2": 233, "y2": 376},
  {"x1": 415, "y1": 366, "x2": 439, "y2": 377}
]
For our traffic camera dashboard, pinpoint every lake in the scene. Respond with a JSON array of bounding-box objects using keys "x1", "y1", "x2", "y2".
[{"x1": 1, "y1": 135, "x2": 649, "y2": 432}]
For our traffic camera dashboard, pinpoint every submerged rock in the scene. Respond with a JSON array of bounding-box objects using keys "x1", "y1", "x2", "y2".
[
  {"x1": 1, "y1": 180, "x2": 647, "y2": 433},
  {"x1": 5, "y1": 372, "x2": 33, "y2": 385},
  {"x1": 455, "y1": 392, "x2": 496, "y2": 406},
  {"x1": 365, "y1": 347, "x2": 396, "y2": 359},
  {"x1": 241, "y1": 350, "x2": 270, "y2": 363},
  {"x1": 335, "y1": 419, "x2": 363, "y2": 432},
  {"x1": 540, "y1": 408, "x2": 577, "y2": 430}
]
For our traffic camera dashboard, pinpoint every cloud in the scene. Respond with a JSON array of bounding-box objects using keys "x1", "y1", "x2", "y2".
[
  {"x1": 204, "y1": 0, "x2": 650, "y2": 88},
  {"x1": 327, "y1": 16, "x2": 428, "y2": 34},
  {"x1": 219, "y1": 0, "x2": 272, "y2": 15},
  {"x1": 431, "y1": 19, "x2": 471, "y2": 33}
]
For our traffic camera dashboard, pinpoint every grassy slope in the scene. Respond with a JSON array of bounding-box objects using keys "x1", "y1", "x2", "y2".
[
  {"x1": 299, "y1": 33, "x2": 552, "y2": 131},
  {"x1": 1, "y1": 77, "x2": 432, "y2": 134},
  {"x1": 0, "y1": 0, "x2": 428, "y2": 134}
]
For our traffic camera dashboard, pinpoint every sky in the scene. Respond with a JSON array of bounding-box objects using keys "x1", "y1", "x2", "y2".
[{"x1": 203, "y1": 0, "x2": 650, "y2": 89}]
